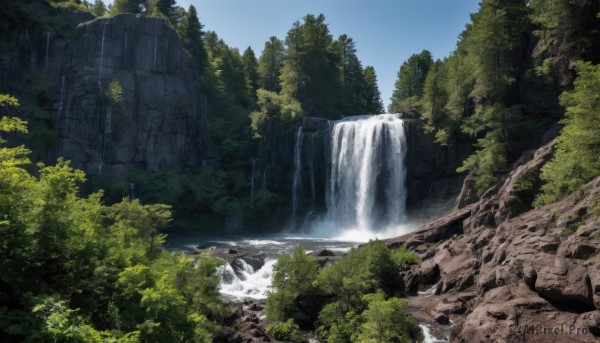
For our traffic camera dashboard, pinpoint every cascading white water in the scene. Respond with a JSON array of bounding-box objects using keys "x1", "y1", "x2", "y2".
[
  {"x1": 327, "y1": 114, "x2": 407, "y2": 230},
  {"x1": 56, "y1": 75, "x2": 66, "y2": 130},
  {"x1": 98, "y1": 106, "x2": 112, "y2": 175},
  {"x1": 98, "y1": 22, "x2": 107, "y2": 82},
  {"x1": 291, "y1": 126, "x2": 303, "y2": 223},
  {"x1": 219, "y1": 259, "x2": 276, "y2": 300}
]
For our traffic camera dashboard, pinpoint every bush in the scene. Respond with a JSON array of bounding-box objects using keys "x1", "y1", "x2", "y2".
[{"x1": 266, "y1": 319, "x2": 300, "y2": 342}]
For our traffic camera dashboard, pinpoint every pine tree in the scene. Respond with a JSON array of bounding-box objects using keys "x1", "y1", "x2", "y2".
[
  {"x1": 90, "y1": 0, "x2": 106, "y2": 17},
  {"x1": 535, "y1": 61, "x2": 600, "y2": 205},
  {"x1": 362, "y1": 66, "x2": 383, "y2": 113},
  {"x1": 178, "y1": 5, "x2": 208, "y2": 76},
  {"x1": 258, "y1": 36, "x2": 285, "y2": 92},
  {"x1": 155, "y1": 0, "x2": 176, "y2": 20},
  {"x1": 242, "y1": 47, "x2": 259, "y2": 99},
  {"x1": 388, "y1": 50, "x2": 433, "y2": 113}
]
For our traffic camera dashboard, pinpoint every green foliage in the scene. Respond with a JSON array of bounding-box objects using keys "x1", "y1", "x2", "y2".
[
  {"x1": 266, "y1": 241, "x2": 419, "y2": 342},
  {"x1": 266, "y1": 245, "x2": 319, "y2": 321},
  {"x1": 258, "y1": 37, "x2": 285, "y2": 92},
  {"x1": 535, "y1": 61, "x2": 600, "y2": 205},
  {"x1": 389, "y1": 50, "x2": 433, "y2": 113},
  {"x1": 362, "y1": 66, "x2": 384, "y2": 113},
  {"x1": 392, "y1": 245, "x2": 421, "y2": 269},
  {"x1": 355, "y1": 291, "x2": 418, "y2": 343},
  {"x1": 106, "y1": 79, "x2": 123, "y2": 105},
  {"x1": 0, "y1": 94, "x2": 225, "y2": 342},
  {"x1": 90, "y1": 0, "x2": 107, "y2": 17},
  {"x1": 110, "y1": 0, "x2": 146, "y2": 14},
  {"x1": 242, "y1": 47, "x2": 259, "y2": 98},
  {"x1": 250, "y1": 89, "x2": 303, "y2": 137},
  {"x1": 178, "y1": 5, "x2": 208, "y2": 76},
  {"x1": 265, "y1": 319, "x2": 300, "y2": 342}
]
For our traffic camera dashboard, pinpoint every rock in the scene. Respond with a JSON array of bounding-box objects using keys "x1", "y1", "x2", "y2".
[
  {"x1": 456, "y1": 171, "x2": 479, "y2": 209},
  {"x1": 316, "y1": 249, "x2": 335, "y2": 257},
  {"x1": 247, "y1": 303, "x2": 263, "y2": 312},
  {"x1": 433, "y1": 312, "x2": 450, "y2": 325},
  {"x1": 384, "y1": 143, "x2": 600, "y2": 342},
  {"x1": 242, "y1": 256, "x2": 265, "y2": 272},
  {"x1": 535, "y1": 259, "x2": 594, "y2": 309},
  {"x1": 576, "y1": 311, "x2": 600, "y2": 336},
  {"x1": 229, "y1": 249, "x2": 238, "y2": 254}
]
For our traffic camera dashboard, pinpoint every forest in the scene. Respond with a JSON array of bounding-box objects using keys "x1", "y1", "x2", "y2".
[{"x1": 0, "y1": 0, "x2": 599, "y2": 342}]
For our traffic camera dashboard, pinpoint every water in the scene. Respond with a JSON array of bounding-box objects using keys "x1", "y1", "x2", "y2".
[
  {"x1": 98, "y1": 22, "x2": 107, "y2": 82},
  {"x1": 420, "y1": 324, "x2": 448, "y2": 343},
  {"x1": 291, "y1": 126, "x2": 303, "y2": 224},
  {"x1": 165, "y1": 232, "x2": 361, "y2": 301},
  {"x1": 327, "y1": 114, "x2": 408, "y2": 230},
  {"x1": 56, "y1": 75, "x2": 66, "y2": 131}
]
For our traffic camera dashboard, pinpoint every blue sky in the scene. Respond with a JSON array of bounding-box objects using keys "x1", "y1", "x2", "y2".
[{"x1": 110, "y1": 0, "x2": 482, "y2": 110}]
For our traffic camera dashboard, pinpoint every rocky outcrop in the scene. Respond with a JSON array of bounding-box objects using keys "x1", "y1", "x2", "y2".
[
  {"x1": 404, "y1": 119, "x2": 465, "y2": 213},
  {"x1": 58, "y1": 14, "x2": 205, "y2": 179},
  {"x1": 0, "y1": 12, "x2": 205, "y2": 180},
  {"x1": 386, "y1": 139, "x2": 600, "y2": 342}
]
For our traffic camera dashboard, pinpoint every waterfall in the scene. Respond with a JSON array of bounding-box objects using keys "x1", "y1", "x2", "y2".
[
  {"x1": 98, "y1": 22, "x2": 108, "y2": 84},
  {"x1": 44, "y1": 32, "x2": 51, "y2": 72},
  {"x1": 309, "y1": 133, "x2": 316, "y2": 201},
  {"x1": 327, "y1": 114, "x2": 407, "y2": 229},
  {"x1": 291, "y1": 126, "x2": 303, "y2": 224},
  {"x1": 98, "y1": 106, "x2": 112, "y2": 175},
  {"x1": 55, "y1": 75, "x2": 66, "y2": 131}
]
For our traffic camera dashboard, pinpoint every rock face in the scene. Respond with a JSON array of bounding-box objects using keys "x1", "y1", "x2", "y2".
[
  {"x1": 386, "y1": 139, "x2": 600, "y2": 342},
  {"x1": 59, "y1": 14, "x2": 204, "y2": 179},
  {"x1": 0, "y1": 13, "x2": 205, "y2": 179}
]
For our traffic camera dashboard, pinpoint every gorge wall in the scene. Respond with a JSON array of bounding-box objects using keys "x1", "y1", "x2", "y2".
[{"x1": 0, "y1": 12, "x2": 205, "y2": 180}]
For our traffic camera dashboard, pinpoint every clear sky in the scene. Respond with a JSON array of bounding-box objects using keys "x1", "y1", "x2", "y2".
[{"x1": 110, "y1": 0, "x2": 482, "y2": 110}]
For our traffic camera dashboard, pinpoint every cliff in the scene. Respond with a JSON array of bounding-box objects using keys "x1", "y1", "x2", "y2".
[
  {"x1": 0, "y1": 12, "x2": 205, "y2": 179},
  {"x1": 386, "y1": 139, "x2": 600, "y2": 342}
]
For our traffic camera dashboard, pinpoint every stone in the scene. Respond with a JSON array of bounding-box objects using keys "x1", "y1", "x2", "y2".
[{"x1": 316, "y1": 249, "x2": 335, "y2": 257}]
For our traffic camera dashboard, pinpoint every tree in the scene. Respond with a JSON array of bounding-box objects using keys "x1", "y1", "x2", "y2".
[
  {"x1": 332, "y1": 34, "x2": 368, "y2": 114},
  {"x1": 422, "y1": 60, "x2": 451, "y2": 142},
  {"x1": 242, "y1": 47, "x2": 259, "y2": 98},
  {"x1": 529, "y1": 0, "x2": 600, "y2": 87},
  {"x1": 362, "y1": 66, "x2": 384, "y2": 113},
  {"x1": 258, "y1": 36, "x2": 285, "y2": 92},
  {"x1": 178, "y1": 5, "x2": 208, "y2": 75},
  {"x1": 266, "y1": 245, "x2": 319, "y2": 321},
  {"x1": 90, "y1": 0, "x2": 106, "y2": 17},
  {"x1": 280, "y1": 14, "x2": 342, "y2": 118},
  {"x1": 535, "y1": 61, "x2": 600, "y2": 205},
  {"x1": 388, "y1": 50, "x2": 433, "y2": 113},
  {"x1": 155, "y1": 0, "x2": 176, "y2": 20},
  {"x1": 356, "y1": 292, "x2": 418, "y2": 343},
  {"x1": 110, "y1": 0, "x2": 145, "y2": 14}
]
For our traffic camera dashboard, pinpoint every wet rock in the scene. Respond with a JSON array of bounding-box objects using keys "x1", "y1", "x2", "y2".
[
  {"x1": 433, "y1": 312, "x2": 450, "y2": 325},
  {"x1": 247, "y1": 303, "x2": 264, "y2": 312},
  {"x1": 229, "y1": 249, "x2": 239, "y2": 254}
]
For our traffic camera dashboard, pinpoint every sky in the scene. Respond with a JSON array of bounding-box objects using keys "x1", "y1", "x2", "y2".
[{"x1": 110, "y1": 0, "x2": 482, "y2": 110}]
